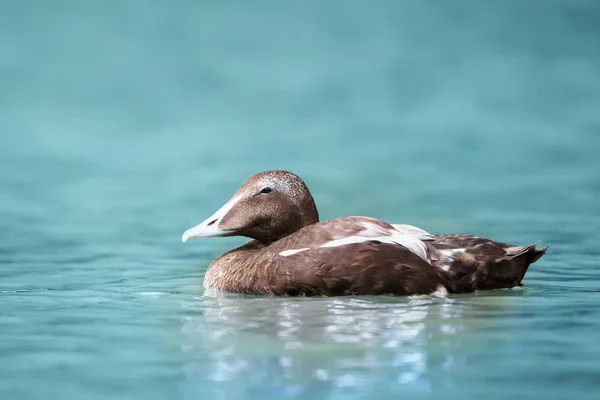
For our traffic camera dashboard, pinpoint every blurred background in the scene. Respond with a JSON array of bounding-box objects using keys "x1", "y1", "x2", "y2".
[{"x1": 1, "y1": 1, "x2": 599, "y2": 399}]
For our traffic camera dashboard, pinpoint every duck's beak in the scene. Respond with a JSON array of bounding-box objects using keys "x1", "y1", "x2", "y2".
[{"x1": 181, "y1": 195, "x2": 242, "y2": 242}]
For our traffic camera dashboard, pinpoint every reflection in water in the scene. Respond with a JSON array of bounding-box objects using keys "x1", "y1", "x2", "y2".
[{"x1": 178, "y1": 292, "x2": 500, "y2": 398}]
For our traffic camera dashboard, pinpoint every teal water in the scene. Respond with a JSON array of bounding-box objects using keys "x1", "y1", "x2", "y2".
[{"x1": 1, "y1": 1, "x2": 600, "y2": 399}]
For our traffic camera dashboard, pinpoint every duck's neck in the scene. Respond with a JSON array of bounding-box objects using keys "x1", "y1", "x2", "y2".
[
  {"x1": 249, "y1": 202, "x2": 320, "y2": 246},
  {"x1": 203, "y1": 240, "x2": 270, "y2": 294}
]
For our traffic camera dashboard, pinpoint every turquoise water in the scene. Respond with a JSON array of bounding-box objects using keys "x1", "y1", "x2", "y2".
[{"x1": 2, "y1": 1, "x2": 600, "y2": 399}]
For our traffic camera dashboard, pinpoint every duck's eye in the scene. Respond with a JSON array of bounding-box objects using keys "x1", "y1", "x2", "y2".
[{"x1": 260, "y1": 187, "x2": 272, "y2": 194}]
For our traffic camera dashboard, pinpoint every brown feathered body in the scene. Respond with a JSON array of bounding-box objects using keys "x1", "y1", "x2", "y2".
[{"x1": 183, "y1": 171, "x2": 547, "y2": 297}]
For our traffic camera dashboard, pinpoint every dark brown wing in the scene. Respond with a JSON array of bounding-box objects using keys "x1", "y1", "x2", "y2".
[
  {"x1": 427, "y1": 234, "x2": 547, "y2": 293},
  {"x1": 284, "y1": 242, "x2": 447, "y2": 296}
]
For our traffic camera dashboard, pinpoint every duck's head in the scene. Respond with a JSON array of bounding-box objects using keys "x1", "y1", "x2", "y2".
[{"x1": 182, "y1": 170, "x2": 319, "y2": 245}]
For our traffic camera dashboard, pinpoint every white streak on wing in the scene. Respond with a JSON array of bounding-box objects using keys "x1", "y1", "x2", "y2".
[
  {"x1": 279, "y1": 248, "x2": 310, "y2": 257},
  {"x1": 441, "y1": 248, "x2": 466, "y2": 257},
  {"x1": 320, "y1": 222, "x2": 430, "y2": 261},
  {"x1": 439, "y1": 248, "x2": 466, "y2": 271},
  {"x1": 391, "y1": 224, "x2": 432, "y2": 239}
]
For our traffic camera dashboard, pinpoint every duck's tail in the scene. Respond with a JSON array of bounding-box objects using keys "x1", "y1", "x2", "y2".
[
  {"x1": 502, "y1": 243, "x2": 547, "y2": 285},
  {"x1": 443, "y1": 242, "x2": 547, "y2": 294}
]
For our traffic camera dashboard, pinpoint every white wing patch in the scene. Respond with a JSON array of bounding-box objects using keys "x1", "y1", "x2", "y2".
[
  {"x1": 439, "y1": 248, "x2": 466, "y2": 271},
  {"x1": 441, "y1": 248, "x2": 466, "y2": 257},
  {"x1": 320, "y1": 222, "x2": 430, "y2": 261},
  {"x1": 278, "y1": 221, "x2": 432, "y2": 261},
  {"x1": 390, "y1": 224, "x2": 432, "y2": 239},
  {"x1": 279, "y1": 248, "x2": 310, "y2": 257}
]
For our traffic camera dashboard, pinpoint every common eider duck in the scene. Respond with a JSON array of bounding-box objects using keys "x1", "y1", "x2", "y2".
[{"x1": 182, "y1": 170, "x2": 546, "y2": 296}]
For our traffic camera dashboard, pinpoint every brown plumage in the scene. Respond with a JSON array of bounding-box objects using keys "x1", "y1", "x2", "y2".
[
  {"x1": 182, "y1": 170, "x2": 547, "y2": 297},
  {"x1": 426, "y1": 235, "x2": 547, "y2": 293}
]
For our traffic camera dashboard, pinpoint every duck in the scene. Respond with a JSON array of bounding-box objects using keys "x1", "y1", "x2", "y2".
[{"x1": 182, "y1": 170, "x2": 547, "y2": 297}]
